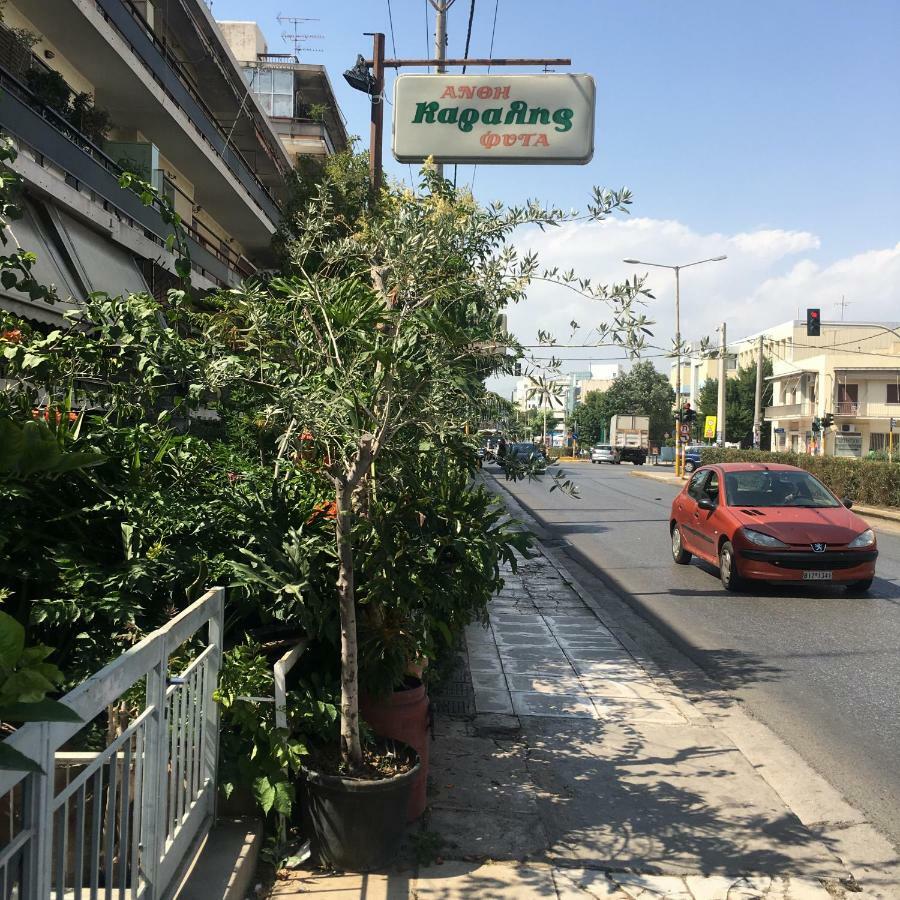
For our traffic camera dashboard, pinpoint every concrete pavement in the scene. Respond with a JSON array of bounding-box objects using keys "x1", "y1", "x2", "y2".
[{"x1": 271, "y1": 492, "x2": 883, "y2": 898}]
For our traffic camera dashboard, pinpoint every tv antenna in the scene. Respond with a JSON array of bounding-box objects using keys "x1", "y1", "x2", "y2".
[
  {"x1": 277, "y1": 14, "x2": 324, "y2": 58},
  {"x1": 835, "y1": 295, "x2": 853, "y2": 320}
]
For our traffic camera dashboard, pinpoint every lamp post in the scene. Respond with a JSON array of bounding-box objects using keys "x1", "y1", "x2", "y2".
[{"x1": 623, "y1": 255, "x2": 727, "y2": 477}]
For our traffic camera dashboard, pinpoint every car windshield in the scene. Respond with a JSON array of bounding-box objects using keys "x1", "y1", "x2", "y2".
[{"x1": 724, "y1": 470, "x2": 840, "y2": 508}]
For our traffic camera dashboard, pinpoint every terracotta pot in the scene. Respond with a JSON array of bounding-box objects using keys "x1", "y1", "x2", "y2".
[{"x1": 359, "y1": 678, "x2": 430, "y2": 821}]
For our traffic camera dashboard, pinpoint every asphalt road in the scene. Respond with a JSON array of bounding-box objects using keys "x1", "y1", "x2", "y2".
[{"x1": 492, "y1": 461, "x2": 900, "y2": 850}]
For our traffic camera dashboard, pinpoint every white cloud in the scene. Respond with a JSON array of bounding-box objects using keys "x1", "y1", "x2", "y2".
[{"x1": 490, "y1": 216, "x2": 900, "y2": 395}]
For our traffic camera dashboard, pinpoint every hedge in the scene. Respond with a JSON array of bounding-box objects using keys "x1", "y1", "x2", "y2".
[{"x1": 699, "y1": 449, "x2": 900, "y2": 509}]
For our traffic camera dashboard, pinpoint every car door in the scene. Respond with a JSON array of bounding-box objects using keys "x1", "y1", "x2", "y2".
[
  {"x1": 677, "y1": 469, "x2": 710, "y2": 554},
  {"x1": 691, "y1": 468, "x2": 724, "y2": 563}
]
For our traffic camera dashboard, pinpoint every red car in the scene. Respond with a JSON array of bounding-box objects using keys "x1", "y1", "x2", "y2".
[{"x1": 670, "y1": 462, "x2": 878, "y2": 593}]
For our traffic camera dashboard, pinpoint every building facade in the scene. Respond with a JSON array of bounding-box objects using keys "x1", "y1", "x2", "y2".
[
  {"x1": 0, "y1": 0, "x2": 302, "y2": 325},
  {"x1": 763, "y1": 320, "x2": 900, "y2": 457},
  {"x1": 218, "y1": 21, "x2": 349, "y2": 164}
]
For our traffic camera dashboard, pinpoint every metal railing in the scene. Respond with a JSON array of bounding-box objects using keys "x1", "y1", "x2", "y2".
[
  {"x1": 0, "y1": 587, "x2": 224, "y2": 900},
  {"x1": 836, "y1": 401, "x2": 860, "y2": 416}
]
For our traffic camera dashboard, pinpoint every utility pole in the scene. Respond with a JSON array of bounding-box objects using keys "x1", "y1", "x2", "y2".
[
  {"x1": 429, "y1": 0, "x2": 456, "y2": 180},
  {"x1": 367, "y1": 32, "x2": 385, "y2": 195},
  {"x1": 716, "y1": 322, "x2": 727, "y2": 447},
  {"x1": 752, "y1": 334, "x2": 764, "y2": 449}
]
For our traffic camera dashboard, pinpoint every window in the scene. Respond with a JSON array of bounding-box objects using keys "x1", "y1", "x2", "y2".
[
  {"x1": 705, "y1": 471, "x2": 719, "y2": 501},
  {"x1": 888, "y1": 384, "x2": 900, "y2": 404},
  {"x1": 837, "y1": 383, "x2": 859, "y2": 403},
  {"x1": 687, "y1": 470, "x2": 708, "y2": 500},
  {"x1": 869, "y1": 433, "x2": 889, "y2": 452},
  {"x1": 723, "y1": 470, "x2": 838, "y2": 508},
  {"x1": 243, "y1": 66, "x2": 295, "y2": 119}
]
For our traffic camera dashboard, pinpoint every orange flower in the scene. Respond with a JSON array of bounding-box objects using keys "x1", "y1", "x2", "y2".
[
  {"x1": 0, "y1": 329, "x2": 22, "y2": 343},
  {"x1": 306, "y1": 499, "x2": 338, "y2": 525}
]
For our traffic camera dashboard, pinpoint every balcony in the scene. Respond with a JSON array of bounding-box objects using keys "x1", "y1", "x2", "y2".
[
  {"x1": 835, "y1": 401, "x2": 860, "y2": 416},
  {"x1": 12, "y1": 0, "x2": 287, "y2": 249},
  {"x1": 0, "y1": 63, "x2": 254, "y2": 288},
  {"x1": 765, "y1": 401, "x2": 810, "y2": 419}
]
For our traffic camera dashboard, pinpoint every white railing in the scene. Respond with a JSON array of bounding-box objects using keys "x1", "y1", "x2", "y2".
[{"x1": 0, "y1": 587, "x2": 224, "y2": 900}]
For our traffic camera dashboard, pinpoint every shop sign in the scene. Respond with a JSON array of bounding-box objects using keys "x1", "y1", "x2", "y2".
[{"x1": 392, "y1": 73, "x2": 595, "y2": 164}]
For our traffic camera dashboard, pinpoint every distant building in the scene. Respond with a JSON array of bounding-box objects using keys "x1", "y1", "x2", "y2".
[
  {"x1": 218, "y1": 21, "x2": 349, "y2": 164},
  {"x1": 670, "y1": 342, "x2": 739, "y2": 408},
  {"x1": 761, "y1": 320, "x2": 900, "y2": 457},
  {"x1": 0, "y1": 0, "x2": 294, "y2": 324},
  {"x1": 513, "y1": 364, "x2": 623, "y2": 441}
]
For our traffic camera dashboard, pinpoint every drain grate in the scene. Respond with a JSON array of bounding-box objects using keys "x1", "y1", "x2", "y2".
[{"x1": 431, "y1": 696, "x2": 475, "y2": 716}]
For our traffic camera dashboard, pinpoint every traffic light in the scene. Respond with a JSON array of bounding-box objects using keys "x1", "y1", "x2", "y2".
[
  {"x1": 811, "y1": 417, "x2": 820, "y2": 433},
  {"x1": 822, "y1": 412, "x2": 834, "y2": 429},
  {"x1": 514, "y1": 362, "x2": 522, "y2": 376},
  {"x1": 806, "y1": 308, "x2": 821, "y2": 337},
  {"x1": 684, "y1": 407, "x2": 696, "y2": 424}
]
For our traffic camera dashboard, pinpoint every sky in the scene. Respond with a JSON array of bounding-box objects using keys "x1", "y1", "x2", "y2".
[{"x1": 210, "y1": 0, "x2": 900, "y2": 395}]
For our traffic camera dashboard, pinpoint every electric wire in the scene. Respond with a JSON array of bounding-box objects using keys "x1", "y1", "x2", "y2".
[
  {"x1": 453, "y1": 0, "x2": 477, "y2": 188},
  {"x1": 471, "y1": 0, "x2": 499, "y2": 192},
  {"x1": 386, "y1": 0, "x2": 415, "y2": 184}
]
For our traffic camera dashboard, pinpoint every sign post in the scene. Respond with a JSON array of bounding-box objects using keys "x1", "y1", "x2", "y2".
[
  {"x1": 350, "y1": 36, "x2": 576, "y2": 192},
  {"x1": 704, "y1": 416, "x2": 717, "y2": 440}
]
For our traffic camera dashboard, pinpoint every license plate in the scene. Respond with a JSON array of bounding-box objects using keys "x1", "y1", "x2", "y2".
[{"x1": 803, "y1": 571, "x2": 832, "y2": 581}]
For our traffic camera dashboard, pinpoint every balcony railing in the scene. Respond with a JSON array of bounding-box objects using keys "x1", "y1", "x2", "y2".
[
  {"x1": 0, "y1": 62, "x2": 255, "y2": 287},
  {"x1": 765, "y1": 401, "x2": 810, "y2": 419},
  {"x1": 835, "y1": 401, "x2": 860, "y2": 416},
  {"x1": 92, "y1": 0, "x2": 283, "y2": 222}
]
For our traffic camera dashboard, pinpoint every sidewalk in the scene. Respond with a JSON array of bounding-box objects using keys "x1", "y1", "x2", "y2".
[{"x1": 271, "y1": 538, "x2": 880, "y2": 898}]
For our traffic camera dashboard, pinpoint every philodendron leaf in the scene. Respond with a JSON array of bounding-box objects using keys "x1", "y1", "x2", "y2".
[
  {"x1": 253, "y1": 776, "x2": 276, "y2": 815},
  {"x1": 0, "y1": 699, "x2": 81, "y2": 723},
  {"x1": 0, "y1": 612, "x2": 25, "y2": 671},
  {"x1": 0, "y1": 743, "x2": 43, "y2": 773}
]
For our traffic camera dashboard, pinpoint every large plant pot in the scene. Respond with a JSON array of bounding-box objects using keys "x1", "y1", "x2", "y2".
[
  {"x1": 360, "y1": 678, "x2": 430, "y2": 821},
  {"x1": 300, "y1": 747, "x2": 420, "y2": 872}
]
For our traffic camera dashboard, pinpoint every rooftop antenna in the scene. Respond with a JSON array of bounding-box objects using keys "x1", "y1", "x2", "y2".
[
  {"x1": 835, "y1": 295, "x2": 852, "y2": 320},
  {"x1": 277, "y1": 13, "x2": 324, "y2": 58}
]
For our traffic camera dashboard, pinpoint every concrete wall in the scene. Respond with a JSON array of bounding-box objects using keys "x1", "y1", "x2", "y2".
[{"x1": 217, "y1": 21, "x2": 266, "y2": 64}]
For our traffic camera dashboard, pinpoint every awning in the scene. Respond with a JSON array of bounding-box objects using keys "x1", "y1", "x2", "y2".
[
  {"x1": 0, "y1": 199, "x2": 81, "y2": 323},
  {"x1": 46, "y1": 206, "x2": 150, "y2": 299}
]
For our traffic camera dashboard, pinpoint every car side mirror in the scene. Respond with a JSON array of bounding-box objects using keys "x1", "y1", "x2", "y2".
[
  {"x1": 842, "y1": 497, "x2": 853, "y2": 509},
  {"x1": 697, "y1": 497, "x2": 716, "y2": 511}
]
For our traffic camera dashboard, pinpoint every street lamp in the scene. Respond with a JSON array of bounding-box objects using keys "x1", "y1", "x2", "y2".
[{"x1": 623, "y1": 255, "x2": 727, "y2": 476}]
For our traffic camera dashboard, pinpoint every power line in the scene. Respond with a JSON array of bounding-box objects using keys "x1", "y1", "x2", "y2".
[
  {"x1": 471, "y1": 0, "x2": 499, "y2": 192},
  {"x1": 386, "y1": 0, "x2": 415, "y2": 185},
  {"x1": 453, "y1": 0, "x2": 477, "y2": 188}
]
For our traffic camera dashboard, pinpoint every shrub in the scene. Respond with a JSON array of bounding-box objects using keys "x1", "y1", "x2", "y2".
[{"x1": 699, "y1": 448, "x2": 900, "y2": 508}]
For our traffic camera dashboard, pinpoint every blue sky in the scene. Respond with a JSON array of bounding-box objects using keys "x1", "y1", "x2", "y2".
[{"x1": 211, "y1": 0, "x2": 900, "y2": 385}]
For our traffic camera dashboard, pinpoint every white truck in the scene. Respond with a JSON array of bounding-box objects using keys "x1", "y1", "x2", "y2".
[{"x1": 608, "y1": 414, "x2": 649, "y2": 465}]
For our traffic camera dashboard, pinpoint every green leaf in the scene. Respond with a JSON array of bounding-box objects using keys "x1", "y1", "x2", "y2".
[
  {"x1": 253, "y1": 776, "x2": 276, "y2": 815},
  {"x1": 272, "y1": 781, "x2": 294, "y2": 816},
  {"x1": 0, "y1": 669, "x2": 57, "y2": 704},
  {"x1": 0, "y1": 612, "x2": 25, "y2": 671},
  {"x1": 0, "y1": 743, "x2": 43, "y2": 773},
  {"x1": 0, "y1": 699, "x2": 81, "y2": 723}
]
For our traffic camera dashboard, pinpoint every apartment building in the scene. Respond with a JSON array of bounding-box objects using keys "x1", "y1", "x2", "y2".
[
  {"x1": 670, "y1": 342, "x2": 739, "y2": 408},
  {"x1": 218, "y1": 21, "x2": 348, "y2": 164},
  {"x1": 0, "y1": 0, "x2": 297, "y2": 325},
  {"x1": 762, "y1": 320, "x2": 900, "y2": 457},
  {"x1": 513, "y1": 363, "x2": 622, "y2": 443}
]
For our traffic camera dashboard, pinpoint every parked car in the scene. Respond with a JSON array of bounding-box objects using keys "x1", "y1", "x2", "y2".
[
  {"x1": 682, "y1": 445, "x2": 705, "y2": 473},
  {"x1": 669, "y1": 463, "x2": 877, "y2": 593},
  {"x1": 590, "y1": 444, "x2": 621, "y2": 465},
  {"x1": 507, "y1": 442, "x2": 544, "y2": 462}
]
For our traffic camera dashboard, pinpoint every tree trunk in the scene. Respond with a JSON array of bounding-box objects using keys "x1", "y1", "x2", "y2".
[{"x1": 335, "y1": 477, "x2": 363, "y2": 771}]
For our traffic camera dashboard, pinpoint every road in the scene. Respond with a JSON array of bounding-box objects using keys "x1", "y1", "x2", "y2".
[{"x1": 492, "y1": 461, "x2": 900, "y2": 850}]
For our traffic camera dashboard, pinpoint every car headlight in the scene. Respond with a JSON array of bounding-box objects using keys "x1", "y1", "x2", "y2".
[
  {"x1": 742, "y1": 528, "x2": 789, "y2": 548},
  {"x1": 848, "y1": 529, "x2": 875, "y2": 549}
]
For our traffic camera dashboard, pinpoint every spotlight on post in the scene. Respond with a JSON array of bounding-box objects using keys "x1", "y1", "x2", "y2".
[{"x1": 343, "y1": 55, "x2": 375, "y2": 94}]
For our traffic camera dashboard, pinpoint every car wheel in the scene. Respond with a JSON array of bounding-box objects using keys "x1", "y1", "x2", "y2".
[
  {"x1": 846, "y1": 577, "x2": 874, "y2": 595},
  {"x1": 719, "y1": 541, "x2": 744, "y2": 591},
  {"x1": 684, "y1": 460, "x2": 696, "y2": 473},
  {"x1": 671, "y1": 525, "x2": 691, "y2": 565}
]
